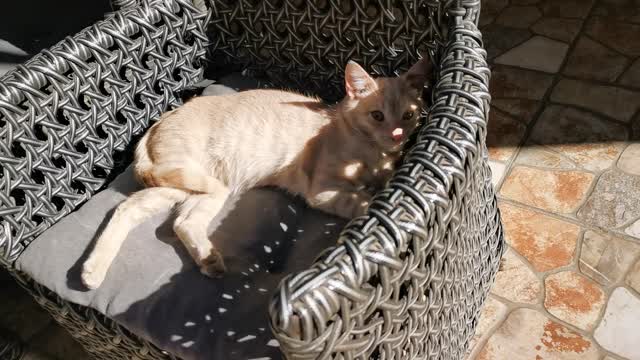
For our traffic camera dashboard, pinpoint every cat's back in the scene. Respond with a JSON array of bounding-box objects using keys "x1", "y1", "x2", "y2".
[
  {"x1": 196, "y1": 88, "x2": 325, "y2": 118},
  {"x1": 210, "y1": 88, "x2": 316, "y2": 101},
  {"x1": 157, "y1": 88, "x2": 328, "y2": 140},
  {"x1": 188, "y1": 88, "x2": 330, "y2": 144},
  {"x1": 184, "y1": 89, "x2": 331, "y2": 185}
]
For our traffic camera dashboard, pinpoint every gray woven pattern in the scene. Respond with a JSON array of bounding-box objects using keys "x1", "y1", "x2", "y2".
[
  {"x1": 209, "y1": 0, "x2": 447, "y2": 101},
  {"x1": 205, "y1": 0, "x2": 504, "y2": 358},
  {"x1": 9, "y1": 269, "x2": 175, "y2": 360},
  {"x1": 265, "y1": 5, "x2": 504, "y2": 359},
  {"x1": 0, "y1": 1, "x2": 208, "y2": 357},
  {"x1": 0, "y1": 0, "x2": 503, "y2": 359},
  {"x1": 0, "y1": 0, "x2": 209, "y2": 263},
  {"x1": 0, "y1": 328, "x2": 23, "y2": 360}
]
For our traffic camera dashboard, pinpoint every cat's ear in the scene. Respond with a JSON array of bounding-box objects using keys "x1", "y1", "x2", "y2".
[
  {"x1": 405, "y1": 56, "x2": 433, "y2": 91},
  {"x1": 345, "y1": 61, "x2": 378, "y2": 99}
]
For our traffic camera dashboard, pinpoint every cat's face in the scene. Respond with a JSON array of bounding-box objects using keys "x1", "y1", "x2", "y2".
[{"x1": 341, "y1": 58, "x2": 432, "y2": 152}]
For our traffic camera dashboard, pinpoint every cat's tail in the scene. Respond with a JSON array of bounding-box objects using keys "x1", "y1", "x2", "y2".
[
  {"x1": 81, "y1": 187, "x2": 188, "y2": 289},
  {"x1": 133, "y1": 123, "x2": 156, "y2": 187}
]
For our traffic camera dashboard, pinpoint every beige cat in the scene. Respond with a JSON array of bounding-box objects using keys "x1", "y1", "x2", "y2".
[{"x1": 81, "y1": 59, "x2": 432, "y2": 289}]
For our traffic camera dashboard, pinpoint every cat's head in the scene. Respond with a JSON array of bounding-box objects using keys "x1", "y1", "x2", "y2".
[{"x1": 340, "y1": 57, "x2": 432, "y2": 152}]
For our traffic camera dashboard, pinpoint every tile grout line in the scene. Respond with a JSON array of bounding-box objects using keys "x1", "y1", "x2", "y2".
[
  {"x1": 521, "y1": 0, "x2": 639, "y2": 351},
  {"x1": 487, "y1": 63, "x2": 640, "y2": 95},
  {"x1": 574, "y1": 31, "x2": 627, "y2": 58},
  {"x1": 612, "y1": 55, "x2": 638, "y2": 86},
  {"x1": 503, "y1": 0, "x2": 616, "y2": 166},
  {"x1": 478, "y1": 0, "x2": 640, "y2": 356},
  {"x1": 497, "y1": 195, "x2": 640, "y2": 245},
  {"x1": 490, "y1": 92, "x2": 638, "y2": 126},
  {"x1": 544, "y1": 99, "x2": 634, "y2": 127},
  {"x1": 487, "y1": 38, "x2": 637, "y2": 181}
]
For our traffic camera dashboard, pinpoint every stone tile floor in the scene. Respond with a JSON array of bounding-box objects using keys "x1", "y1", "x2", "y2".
[
  {"x1": 470, "y1": 0, "x2": 640, "y2": 359},
  {"x1": 1, "y1": 0, "x2": 640, "y2": 359}
]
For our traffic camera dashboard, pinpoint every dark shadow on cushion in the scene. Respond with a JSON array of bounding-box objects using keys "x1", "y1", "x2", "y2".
[
  {"x1": 109, "y1": 185, "x2": 345, "y2": 359},
  {"x1": 17, "y1": 166, "x2": 345, "y2": 359},
  {"x1": 16, "y1": 74, "x2": 346, "y2": 359}
]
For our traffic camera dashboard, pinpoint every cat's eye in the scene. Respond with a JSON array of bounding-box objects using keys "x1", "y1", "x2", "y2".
[
  {"x1": 370, "y1": 111, "x2": 384, "y2": 122},
  {"x1": 403, "y1": 111, "x2": 414, "y2": 120}
]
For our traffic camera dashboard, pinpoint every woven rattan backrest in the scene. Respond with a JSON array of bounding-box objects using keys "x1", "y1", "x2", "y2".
[
  {"x1": 207, "y1": 0, "x2": 452, "y2": 101},
  {"x1": 0, "y1": 0, "x2": 209, "y2": 262}
]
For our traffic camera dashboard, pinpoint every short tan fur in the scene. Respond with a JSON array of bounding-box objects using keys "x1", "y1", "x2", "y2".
[{"x1": 81, "y1": 59, "x2": 432, "y2": 289}]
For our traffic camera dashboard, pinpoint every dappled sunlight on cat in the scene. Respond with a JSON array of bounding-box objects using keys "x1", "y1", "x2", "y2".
[
  {"x1": 313, "y1": 190, "x2": 339, "y2": 203},
  {"x1": 81, "y1": 57, "x2": 432, "y2": 289},
  {"x1": 102, "y1": 184, "x2": 349, "y2": 358},
  {"x1": 343, "y1": 161, "x2": 363, "y2": 178}
]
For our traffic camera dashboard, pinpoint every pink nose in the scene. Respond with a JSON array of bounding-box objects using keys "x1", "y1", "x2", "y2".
[{"x1": 391, "y1": 128, "x2": 404, "y2": 142}]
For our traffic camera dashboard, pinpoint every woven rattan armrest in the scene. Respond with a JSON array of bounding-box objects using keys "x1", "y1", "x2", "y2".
[{"x1": 267, "y1": 12, "x2": 504, "y2": 360}]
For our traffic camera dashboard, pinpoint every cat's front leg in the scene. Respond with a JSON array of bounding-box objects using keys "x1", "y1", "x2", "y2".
[{"x1": 309, "y1": 189, "x2": 372, "y2": 219}]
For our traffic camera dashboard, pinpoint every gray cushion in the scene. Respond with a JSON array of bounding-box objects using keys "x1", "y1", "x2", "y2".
[
  {"x1": 15, "y1": 77, "x2": 346, "y2": 360},
  {"x1": 17, "y1": 166, "x2": 345, "y2": 359}
]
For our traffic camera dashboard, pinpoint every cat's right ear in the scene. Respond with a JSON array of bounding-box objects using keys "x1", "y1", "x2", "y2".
[
  {"x1": 345, "y1": 61, "x2": 378, "y2": 99},
  {"x1": 405, "y1": 56, "x2": 433, "y2": 91}
]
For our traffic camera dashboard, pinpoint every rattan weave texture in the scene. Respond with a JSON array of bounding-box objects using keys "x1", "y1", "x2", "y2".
[
  {"x1": 0, "y1": 329, "x2": 23, "y2": 360},
  {"x1": 0, "y1": 0, "x2": 503, "y2": 359},
  {"x1": 1, "y1": 1, "x2": 207, "y2": 358},
  {"x1": 0, "y1": 0, "x2": 209, "y2": 264},
  {"x1": 10, "y1": 269, "x2": 177, "y2": 359},
  {"x1": 209, "y1": 0, "x2": 448, "y2": 101},
  {"x1": 266, "y1": 9, "x2": 503, "y2": 360}
]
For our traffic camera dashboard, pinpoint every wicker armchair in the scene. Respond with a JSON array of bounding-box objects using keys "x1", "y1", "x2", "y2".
[{"x1": 0, "y1": 0, "x2": 504, "y2": 359}]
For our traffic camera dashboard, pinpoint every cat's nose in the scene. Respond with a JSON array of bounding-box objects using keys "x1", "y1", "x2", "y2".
[{"x1": 391, "y1": 127, "x2": 404, "y2": 142}]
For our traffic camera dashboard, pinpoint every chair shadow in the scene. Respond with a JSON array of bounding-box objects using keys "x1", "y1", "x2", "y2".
[
  {"x1": 113, "y1": 188, "x2": 344, "y2": 359},
  {"x1": 64, "y1": 162, "x2": 345, "y2": 359},
  {"x1": 487, "y1": 103, "x2": 635, "y2": 157}
]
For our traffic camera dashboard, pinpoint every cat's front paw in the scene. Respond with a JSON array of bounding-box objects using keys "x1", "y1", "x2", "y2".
[
  {"x1": 81, "y1": 258, "x2": 108, "y2": 290},
  {"x1": 199, "y1": 250, "x2": 226, "y2": 278}
]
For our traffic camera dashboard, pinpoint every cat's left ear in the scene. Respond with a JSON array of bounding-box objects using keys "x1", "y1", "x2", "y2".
[
  {"x1": 404, "y1": 56, "x2": 433, "y2": 91},
  {"x1": 345, "y1": 61, "x2": 378, "y2": 99}
]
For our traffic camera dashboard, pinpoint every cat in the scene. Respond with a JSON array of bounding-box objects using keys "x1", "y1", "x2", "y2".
[{"x1": 81, "y1": 58, "x2": 432, "y2": 289}]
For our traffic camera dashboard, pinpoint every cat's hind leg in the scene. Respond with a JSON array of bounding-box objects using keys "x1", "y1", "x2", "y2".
[
  {"x1": 81, "y1": 187, "x2": 188, "y2": 289},
  {"x1": 173, "y1": 181, "x2": 230, "y2": 277}
]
